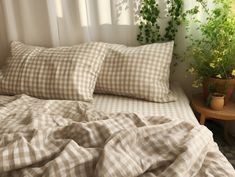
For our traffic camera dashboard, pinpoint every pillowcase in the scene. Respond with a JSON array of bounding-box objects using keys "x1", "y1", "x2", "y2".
[
  {"x1": 95, "y1": 42, "x2": 176, "y2": 102},
  {"x1": 0, "y1": 41, "x2": 106, "y2": 101}
]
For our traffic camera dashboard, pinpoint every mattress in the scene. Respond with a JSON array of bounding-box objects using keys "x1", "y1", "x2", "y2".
[{"x1": 93, "y1": 83, "x2": 198, "y2": 124}]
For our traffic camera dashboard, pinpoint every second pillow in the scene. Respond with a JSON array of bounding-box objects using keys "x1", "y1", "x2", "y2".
[{"x1": 95, "y1": 42, "x2": 176, "y2": 102}]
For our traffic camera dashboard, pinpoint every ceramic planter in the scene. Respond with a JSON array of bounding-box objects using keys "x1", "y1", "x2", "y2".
[{"x1": 210, "y1": 93, "x2": 225, "y2": 111}]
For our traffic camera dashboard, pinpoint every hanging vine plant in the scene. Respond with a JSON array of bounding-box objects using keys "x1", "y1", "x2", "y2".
[
  {"x1": 164, "y1": 0, "x2": 184, "y2": 41},
  {"x1": 137, "y1": 0, "x2": 199, "y2": 44},
  {"x1": 137, "y1": 0, "x2": 161, "y2": 43}
]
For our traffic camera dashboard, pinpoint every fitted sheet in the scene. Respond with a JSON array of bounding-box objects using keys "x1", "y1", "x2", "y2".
[{"x1": 93, "y1": 83, "x2": 198, "y2": 124}]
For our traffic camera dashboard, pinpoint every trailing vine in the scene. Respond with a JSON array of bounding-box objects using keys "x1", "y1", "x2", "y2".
[
  {"x1": 164, "y1": 0, "x2": 184, "y2": 41},
  {"x1": 137, "y1": 0, "x2": 199, "y2": 44},
  {"x1": 137, "y1": 0, "x2": 161, "y2": 43}
]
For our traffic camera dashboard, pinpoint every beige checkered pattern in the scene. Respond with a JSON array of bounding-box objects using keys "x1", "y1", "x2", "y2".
[
  {"x1": 0, "y1": 41, "x2": 106, "y2": 101},
  {"x1": 95, "y1": 42, "x2": 177, "y2": 102},
  {"x1": 93, "y1": 83, "x2": 198, "y2": 124},
  {"x1": 0, "y1": 94, "x2": 234, "y2": 177}
]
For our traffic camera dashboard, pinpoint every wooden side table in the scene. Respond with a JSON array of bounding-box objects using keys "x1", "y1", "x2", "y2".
[{"x1": 191, "y1": 93, "x2": 235, "y2": 144}]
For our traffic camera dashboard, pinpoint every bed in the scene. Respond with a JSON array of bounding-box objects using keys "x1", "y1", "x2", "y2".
[{"x1": 0, "y1": 41, "x2": 234, "y2": 177}]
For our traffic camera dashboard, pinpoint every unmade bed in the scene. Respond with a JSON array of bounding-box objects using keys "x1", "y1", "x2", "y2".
[
  {"x1": 0, "y1": 42, "x2": 234, "y2": 176},
  {"x1": 0, "y1": 88, "x2": 234, "y2": 176}
]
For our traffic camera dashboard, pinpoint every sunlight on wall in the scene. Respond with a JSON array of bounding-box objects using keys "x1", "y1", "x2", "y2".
[
  {"x1": 53, "y1": 0, "x2": 136, "y2": 27},
  {"x1": 55, "y1": 0, "x2": 63, "y2": 18},
  {"x1": 97, "y1": 0, "x2": 112, "y2": 24},
  {"x1": 117, "y1": 8, "x2": 132, "y2": 25},
  {"x1": 78, "y1": 0, "x2": 89, "y2": 27},
  {"x1": 77, "y1": 0, "x2": 133, "y2": 27}
]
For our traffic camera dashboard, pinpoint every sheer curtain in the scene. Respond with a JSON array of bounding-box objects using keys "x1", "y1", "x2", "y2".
[{"x1": 0, "y1": 0, "x2": 140, "y2": 47}]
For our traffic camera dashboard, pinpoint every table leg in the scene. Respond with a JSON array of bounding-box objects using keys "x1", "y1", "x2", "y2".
[
  {"x1": 199, "y1": 114, "x2": 206, "y2": 125},
  {"x1": 224, "y1": 121, "x2": 232, "y2": 145}
]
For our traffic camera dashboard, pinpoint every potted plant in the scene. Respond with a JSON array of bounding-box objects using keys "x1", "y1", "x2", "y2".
[
  {"x1": 209, "y1": 92, "x2": 225, "y2": 111},
  {"x1": 186, "y1": 0, "x2": 235, "y2": 103}
]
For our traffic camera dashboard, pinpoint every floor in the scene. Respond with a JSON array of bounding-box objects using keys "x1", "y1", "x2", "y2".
[{"x1": 206, "y1": 120, "x2": 235, "y2": 168}]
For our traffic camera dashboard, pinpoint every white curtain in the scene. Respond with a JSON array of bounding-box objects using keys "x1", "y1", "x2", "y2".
[{"x1": 0, "y1": 0, "x2": 141, "y2": 48}]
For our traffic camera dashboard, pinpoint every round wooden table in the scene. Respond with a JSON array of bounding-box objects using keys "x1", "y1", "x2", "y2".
[{"x1": 191, "y1": 93, "x2": 235, "y2": 144}]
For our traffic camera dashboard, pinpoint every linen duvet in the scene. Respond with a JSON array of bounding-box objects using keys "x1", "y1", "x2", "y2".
[{"x1": 0, "y1": 94, "x2": 234, "y2": 177}]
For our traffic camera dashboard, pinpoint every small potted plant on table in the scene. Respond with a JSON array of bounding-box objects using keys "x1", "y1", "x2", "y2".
[
  {"x1": 209, "y1": 92, "x2": 225, "y2": 111},
  {"x1": 186, "y1": 0, "x2": 235, "y2": 104}
]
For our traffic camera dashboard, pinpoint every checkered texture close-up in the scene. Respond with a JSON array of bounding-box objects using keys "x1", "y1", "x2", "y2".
[
  {"x1": 95, "y1": 42, "x2": 177, "y2": 102},
  {"x1": 93, "y1": 83, "x2": 198, "y2": 123},
  {"x1": 0, "y1": 41, "x2": 107, "y2": 101},
  {"x1": 0, "y1": 95, "x2": 234, "y2": 177}
]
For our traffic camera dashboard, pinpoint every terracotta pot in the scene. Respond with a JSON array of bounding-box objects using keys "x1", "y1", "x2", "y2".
[
  {"x1": 203, "y1": 77, "x2": 235, "y2": 104},
  {"x1": 210, "y1": 93, "x2": 225, "y2": 111}
]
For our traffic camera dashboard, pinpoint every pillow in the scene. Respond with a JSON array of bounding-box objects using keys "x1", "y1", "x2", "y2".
[
  {"x1": 0, "y1": 41, "x2": 106, "y2": 101},
  {"x1": 95, "y1": 42, "x2": 176, "y2": 102}
]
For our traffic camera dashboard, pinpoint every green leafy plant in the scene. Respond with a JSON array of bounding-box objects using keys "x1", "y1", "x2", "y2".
[
  {"x1": 137, "y1": 0, "x2": 161, "y2": 43},
  {"x1": 186, "y1": 0, "x2": 235, "y2": 87},
  {"x1": 137, "y1": 0, "x2": 199, "y2": 44},
  {"x1": 164, "y1": 0, "x2": 184, "y2": 41}
]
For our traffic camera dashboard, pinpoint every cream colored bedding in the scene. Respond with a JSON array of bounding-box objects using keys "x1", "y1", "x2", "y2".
[
  {"x1": 0, "y1": 94, "x2": 234, "y2": 176},
  {"x1": 93, "y1": 83, "x2": 198, "y2": 124}
]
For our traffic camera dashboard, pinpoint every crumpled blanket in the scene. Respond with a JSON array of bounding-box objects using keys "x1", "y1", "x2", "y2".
[{"x1": 0, "y1": 94, "x2": 234, "y2": 177}]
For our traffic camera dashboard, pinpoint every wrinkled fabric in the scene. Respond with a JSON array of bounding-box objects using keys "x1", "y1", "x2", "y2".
[{"x1": 0, "y1": 94, "x2": 234, "y2": 177}]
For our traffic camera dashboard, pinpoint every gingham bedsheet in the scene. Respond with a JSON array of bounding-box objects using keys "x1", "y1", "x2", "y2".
[
  {"x1": 0, "y1": 94, "x2": 234, "y2": 177},
  {"x1": 93, "y1": 83, "x2": 198, "y2": 124}
]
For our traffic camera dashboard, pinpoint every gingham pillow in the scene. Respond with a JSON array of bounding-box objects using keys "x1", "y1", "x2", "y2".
[
  {"x1": 0, "y1": 41, "x2": 106, "y2": 101},
  {"x1": 95, "y1": 42, "x2": 176, "y2": 102}
]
